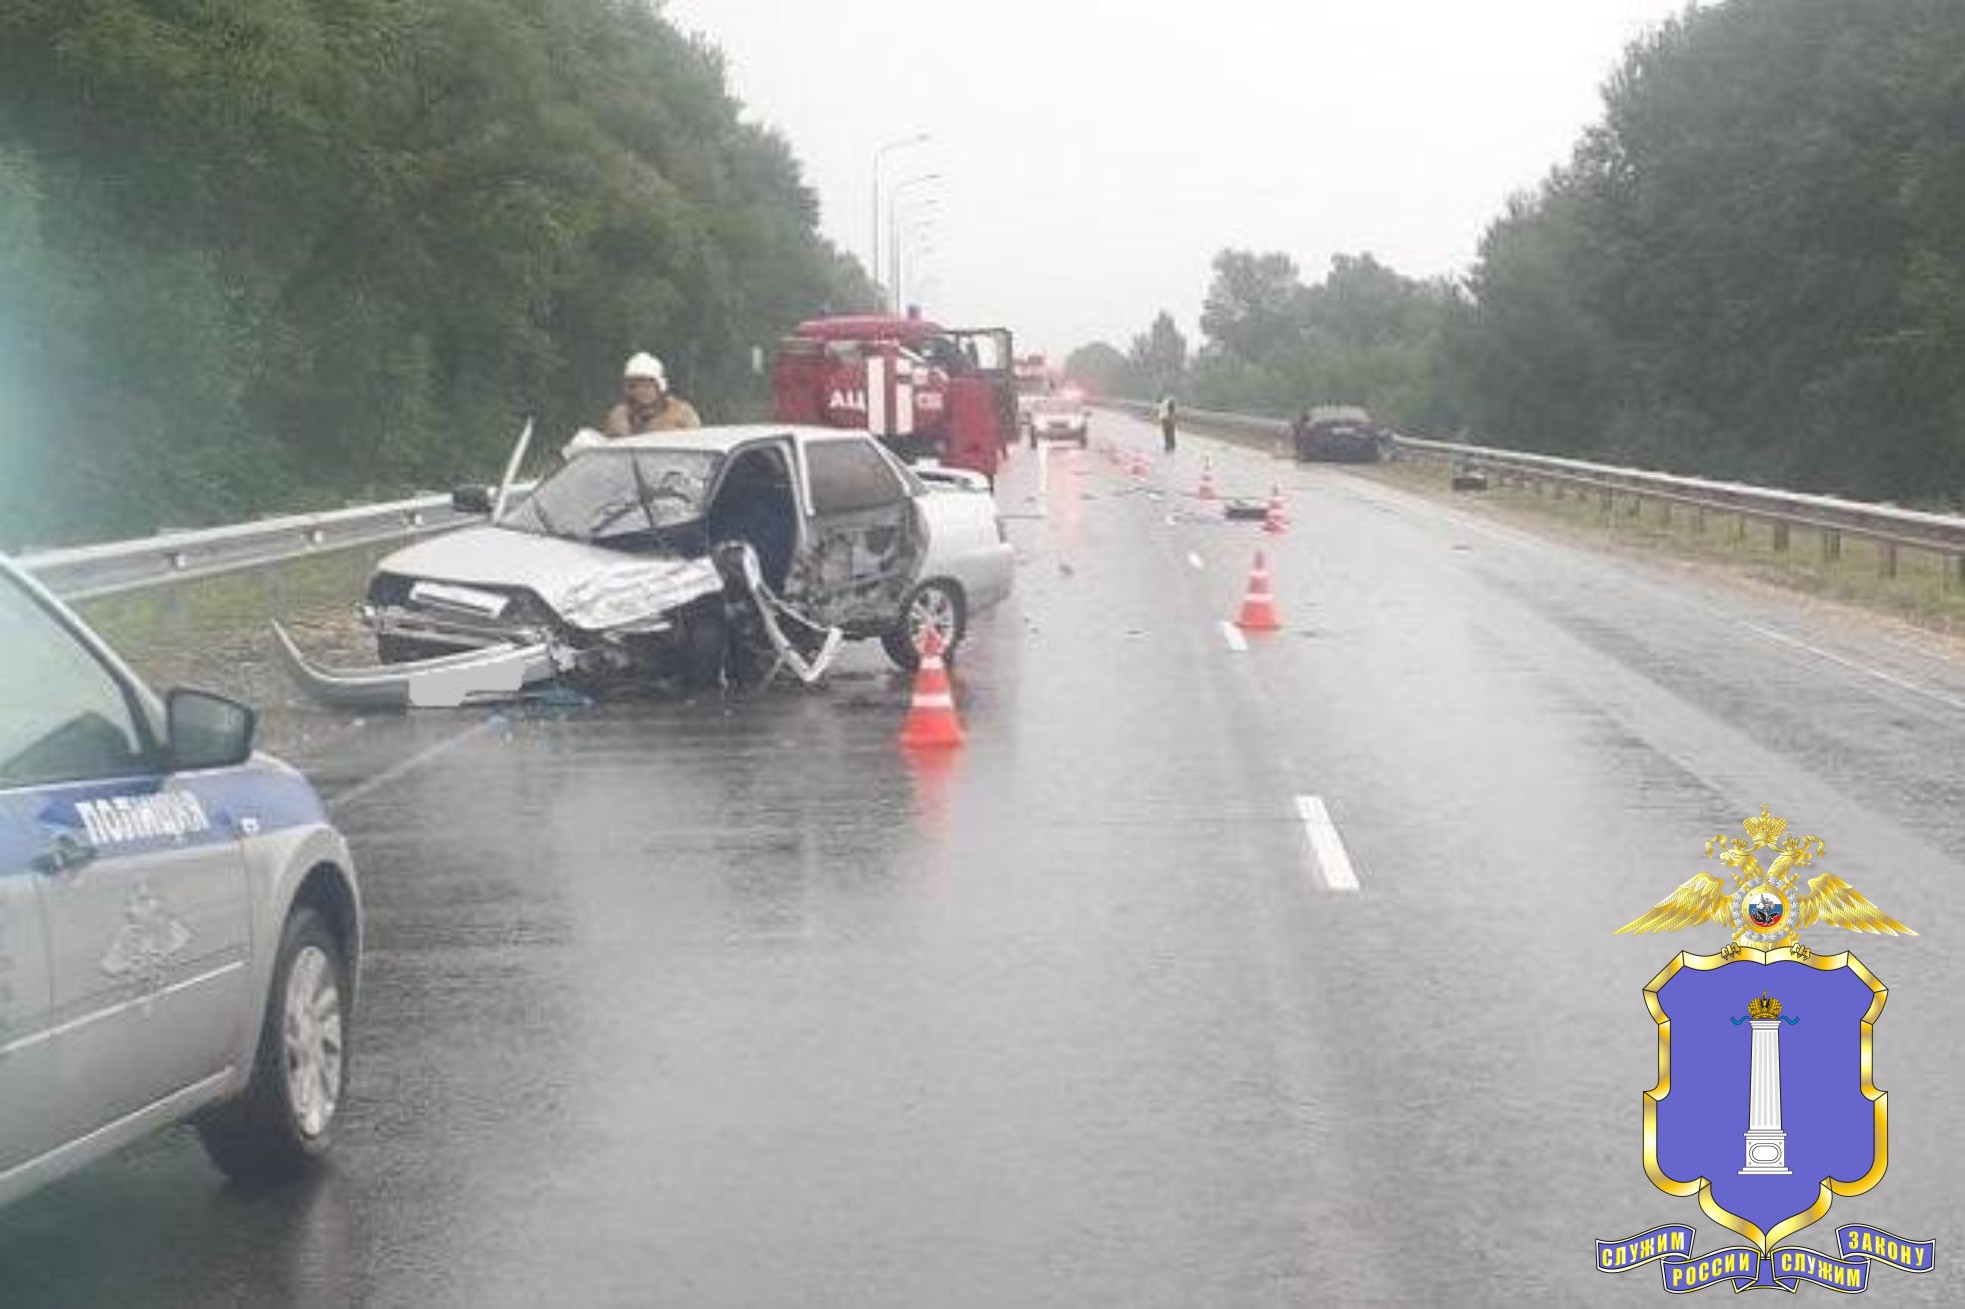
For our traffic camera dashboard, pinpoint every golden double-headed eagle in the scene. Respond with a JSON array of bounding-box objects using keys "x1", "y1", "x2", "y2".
[{"x1": 1617, "y1": 805, "x2": 1913, "y2": 955}]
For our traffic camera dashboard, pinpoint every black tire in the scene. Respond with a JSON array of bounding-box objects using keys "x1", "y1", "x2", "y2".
[
  {"x1": 196, "y1": 906, "x2": 349, "y2": 1186},
  {"x1": 675, "y1": 604, "x2": 729, "y2": 689},
  {"x1": 881, "y1": 579, "x2": 966, "y2": 671}
]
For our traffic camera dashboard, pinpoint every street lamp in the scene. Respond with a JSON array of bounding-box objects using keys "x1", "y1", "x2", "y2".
[
  {"x1": 886, "y1": 174, "x2": 940, "y2": 310},
  {"x1": 895, "y1": 211, "x2": 939, "y2": 311},
  {"x1": 871, "y1": 134, "x2": 929, "y2": 308}
]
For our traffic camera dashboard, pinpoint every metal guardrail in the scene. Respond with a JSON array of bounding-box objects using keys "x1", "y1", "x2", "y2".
[
  {"x1": 1097, "y1": 399, "x2": 1965, "y2": 579},
  {"x1": 19, "y1": 404, "x2": 1964, "y2": 598},
  {"x1": 13, "y1": 493, "x2": 492, "y2": 601}
]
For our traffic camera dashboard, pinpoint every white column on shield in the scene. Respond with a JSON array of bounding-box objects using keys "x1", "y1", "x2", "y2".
[{"x1": 1740, "y1": 1018, "x2": 1791, "y2": 1175}]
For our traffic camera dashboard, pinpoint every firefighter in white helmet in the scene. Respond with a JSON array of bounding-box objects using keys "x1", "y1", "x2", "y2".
[{"x1": 602, "y1": 351, "x2": 701, "y2": 437}]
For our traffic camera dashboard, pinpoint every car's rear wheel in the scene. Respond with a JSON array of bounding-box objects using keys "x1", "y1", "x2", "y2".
[
  {"x1": 196, "y1": 906, "x2": 348, "y2": 1185},
  {"x1": 882, "y1": 579, "x2": 965, "y2": 670}
]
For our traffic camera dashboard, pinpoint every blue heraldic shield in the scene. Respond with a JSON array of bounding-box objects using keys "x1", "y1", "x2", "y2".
[{"x1": 1645, "y1": 952, "x2": 1884, "y2": 1253}]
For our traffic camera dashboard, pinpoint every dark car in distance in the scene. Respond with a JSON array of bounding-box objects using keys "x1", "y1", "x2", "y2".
[{"x1": 1292, "y1": 406, "x2": 1394, "y2": 463}]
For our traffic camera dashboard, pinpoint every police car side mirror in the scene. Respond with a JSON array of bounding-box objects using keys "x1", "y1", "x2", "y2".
[
  {"x1": 452, "y1": 484, "x2": 494, "y2": 515},
  {"x1": 167, "y1": 689, "x2": 256, "y2": 771}
]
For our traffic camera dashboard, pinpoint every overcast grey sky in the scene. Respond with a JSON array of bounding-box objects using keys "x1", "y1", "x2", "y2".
[{"x1": 663, "y1": 0, "x2": 1694, "y2": 358}]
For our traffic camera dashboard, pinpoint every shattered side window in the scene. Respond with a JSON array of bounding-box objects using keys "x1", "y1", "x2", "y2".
[{"x1": 807, "y1": 440, "x2": 905, "y2": 515}]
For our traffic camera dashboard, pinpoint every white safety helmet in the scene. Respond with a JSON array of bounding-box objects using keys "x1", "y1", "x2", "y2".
[{"x1": 623, "y1": 352, "x2": 667, "y2": 386}]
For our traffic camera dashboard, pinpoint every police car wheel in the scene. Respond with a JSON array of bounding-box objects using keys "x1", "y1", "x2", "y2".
[
  {"x1": 196, "y1": 906, "x2": 348, "y2": 1185},
  {"x1": 882, "y1": 580, "x2": 965, "y2": 671}
]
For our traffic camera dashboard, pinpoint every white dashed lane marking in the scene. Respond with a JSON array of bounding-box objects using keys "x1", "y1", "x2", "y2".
[{"x1": 1296, "y1": 795, "x2": 1360, "y2": 892}]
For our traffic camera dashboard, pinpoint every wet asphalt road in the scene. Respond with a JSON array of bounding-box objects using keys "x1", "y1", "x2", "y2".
[{"x1": 4, "y1": 413, "x2": 1964, "y2": 1307}]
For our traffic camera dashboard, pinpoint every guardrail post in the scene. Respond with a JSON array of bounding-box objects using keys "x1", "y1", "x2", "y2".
[
  {"x1": 1955, "y1": 553, "x2": 1965, "y2": 587},
  {"x1": 1600, "y1": 489, "x2": 1614, "y2": 519},
  {"x1": 1693, "y1": 505, "x2": 1706, "y2": 535},
  {"x1": 1821, "y1": 529, "x2": 1841, "y2": 563},
  {"x1": 1772, "y1": 521, "x2": 1790, "y2": 553},
  {"x1": 1659, "y1": 501, "x2": 1672, "y2": 528},
  {"x1": 1878, "y1": 541, "x2": 1898, "y2": 579}
]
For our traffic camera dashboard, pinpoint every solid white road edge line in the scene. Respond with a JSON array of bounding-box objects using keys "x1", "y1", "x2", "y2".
[
  {"x1": 1220, "y1": 620, "x2": 1249, "y2": 652},
  {"x1": 1744, "y1": 622, "x2": 1965, "y2": 714},
  {"x1": 1296, "y1": 795, "x2": 1361, "y2": 892},
  {"x1": 328, "y1": 720, "x2": 495, "y2": 812}
]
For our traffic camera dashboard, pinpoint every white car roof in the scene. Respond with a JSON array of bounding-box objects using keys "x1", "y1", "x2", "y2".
[{"x1": 590, "y1": 424, "x2": 868, "y2": 456}]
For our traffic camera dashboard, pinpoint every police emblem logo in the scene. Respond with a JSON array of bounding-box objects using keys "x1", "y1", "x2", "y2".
[{"x1": 1596, "y1": 807, "x2": 1936, "y2": 1294}]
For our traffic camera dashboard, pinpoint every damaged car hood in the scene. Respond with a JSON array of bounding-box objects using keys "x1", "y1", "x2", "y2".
[{"x1": 376, "y1": 525, "x2": 722, "y2": 624}]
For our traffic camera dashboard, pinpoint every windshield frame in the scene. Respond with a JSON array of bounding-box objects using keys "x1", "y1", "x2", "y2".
[{"x1": 506, "y1": 447, "x2": 724, "y2": 544}]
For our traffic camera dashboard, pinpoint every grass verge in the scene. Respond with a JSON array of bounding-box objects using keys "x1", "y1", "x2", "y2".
[{"x1": 1357, "y1": 454, "x2": 1965, "y2": 637}]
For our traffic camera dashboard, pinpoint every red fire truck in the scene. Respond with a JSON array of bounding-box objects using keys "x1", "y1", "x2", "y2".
[{"x1": 770, "y1": 315, "x2": 1017, "y2": 480}]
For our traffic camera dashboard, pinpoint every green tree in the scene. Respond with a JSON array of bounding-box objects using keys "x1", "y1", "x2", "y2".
[
  {"x1": 1448, "y1": 0, "x2": 1965, "y2": 500},
  {"x1": 0, "y1": 0, "x2": 878, "y2": 546},
  {"x1": 1062, "y1": 342, "x2": 1135, "y2": 397},
  {"x1": 1129, "y1": 311, "x2": 1187, "y2": 397}
]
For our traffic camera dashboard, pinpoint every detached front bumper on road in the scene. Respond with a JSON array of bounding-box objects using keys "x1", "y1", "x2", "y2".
[{"x1": 271, "y1": 621, "x2": 559, "y2": 709}]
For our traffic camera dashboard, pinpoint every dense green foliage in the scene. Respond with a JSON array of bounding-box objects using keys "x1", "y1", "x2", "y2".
[
  {"x1": 1129, "y1": 311, "x2": 1187, "y2": 399},
  {"x1": 0, "y1": 0, "x2": 875, "y2": 547},
  {"x1": 1452, "y1": 0, "x2": 1965, "y2": 501},
  {"x1": 1059, "y1": 341, "x2": 1130, "y2": 397},
  {"x1": 1092, "y1": 0, "x2": 1965, "y2": 502},
  {"x1": 1067, "y1": 311, "x2": 1187, "y2": 400},
  {"x1": 1191, "y1": 250, "x2": 1456, "y2": 428}
]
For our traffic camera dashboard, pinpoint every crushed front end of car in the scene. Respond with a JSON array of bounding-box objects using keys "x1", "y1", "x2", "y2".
[{"x1": 283, "y1": 541, "x2": 844, "y2": 709}]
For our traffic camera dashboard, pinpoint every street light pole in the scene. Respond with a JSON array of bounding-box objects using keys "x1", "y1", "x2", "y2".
[
  {"x1": 886, "y1": 174, "x2": 940, "y2": 314},
  {"x1": 891, "y1": 195, "x2": 940, "y2": 311},
  {"x1": 896, "y1": 217, "x2": 939, "y2": 313},
  {"x1": 870, "y1": 134, "x2": 928, "y2": 310}
]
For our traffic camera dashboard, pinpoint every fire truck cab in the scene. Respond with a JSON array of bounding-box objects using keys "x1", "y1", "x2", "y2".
[{"x1": 771, "y1": 315, "x2": 1016, "y2": 481}]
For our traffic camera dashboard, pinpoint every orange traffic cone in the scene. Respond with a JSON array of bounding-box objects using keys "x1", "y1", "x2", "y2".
[
  {"x1": 1198, "y1": 457, "x2": 1218, "y2": 500},
  {"x1": 1235, "y1": 550, "x2": 1282, "y2": 632},
  {"x1": 899, "y1": 629, "x2": 965, "y2": 748},
  {"x1": 1262, "y1": 483, "x2": 1289, "y2": 534}
]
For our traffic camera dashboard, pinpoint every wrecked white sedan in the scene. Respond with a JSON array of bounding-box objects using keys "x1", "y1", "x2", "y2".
[{"x1": 277, "y1": 425, "x2": 1014, "y2": 707}]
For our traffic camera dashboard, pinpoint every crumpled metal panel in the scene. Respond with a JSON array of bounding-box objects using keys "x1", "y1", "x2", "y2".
[{"x1": 556, "y1": 557, "x2": 724, "y2": 632}]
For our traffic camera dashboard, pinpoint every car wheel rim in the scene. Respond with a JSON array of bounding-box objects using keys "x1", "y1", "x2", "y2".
[
  {"x1": 283, "y1": 945, "x2": 343, "y2": 1140},
  {"x1": 908, "y1": 587, "x2": 958, "y2": 653}
]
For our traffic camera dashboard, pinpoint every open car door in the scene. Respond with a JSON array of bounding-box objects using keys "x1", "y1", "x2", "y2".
[{"x1": 791, "y1": 435, "x2": 923, "y2": 632}]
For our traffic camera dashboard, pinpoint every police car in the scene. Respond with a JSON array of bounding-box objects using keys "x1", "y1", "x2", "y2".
[{"x1": 0, "y1": 555, "x2": 360, "y2": 1205}]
